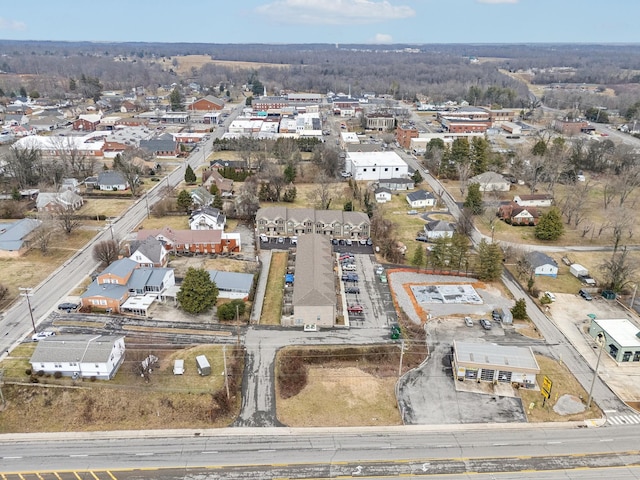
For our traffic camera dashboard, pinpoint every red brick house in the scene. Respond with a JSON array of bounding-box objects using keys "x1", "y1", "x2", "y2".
[
  {"x1": 72, "y1": 114, "x2": 102, "y2": 132},
  {"x1": 136, "y1": 227, "x2": 241, "y2": 254},
  {"x1": 396, "y1": 124, "x2": 419, "y2": 149},
  {"x1": 498, "y1": 202, "x2": 539, "y2": 226}
]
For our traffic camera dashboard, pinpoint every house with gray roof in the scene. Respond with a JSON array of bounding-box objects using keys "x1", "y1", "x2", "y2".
[
  {"x1": 406, "y1": 189, "x2": 435, "y2": 208},
  {"x1": 36, "y1": 190, "x2": 83, "y2": 212},
  {"x1": 208, "y1": 270, "x2": 254, "y2": 299},
  {"x1": 0, "y1": 218, "x2": 41, "y2": 257},
  {"x1": 97, "y1": 171, "x2": 129, "y2": 191},
  {"x1": 423, "y1": 220, "x2": 456, "y2": 240},
  {"x1": 129, "y1": 236, "x2": 168, "y2": 267},
  {"x1": 469, "y1": 171, "x2": 510, "y2": 192},
  {"x1": 377, "y1": 177, "x2": 415, "y2": 191},
  {"x1": 288, "y1": 234, "x2": 336, "y2": 328},
  {"x1": 30, "y1": 334, "x2": 126, "y2": 380},
  {"x1": 189, "y1": 206, "x2": 226, "y2": 230},
  {"x1": 524, "y1": 251, "x2": 558, "y2": 277},
  {"x1": 374, "y1": 186, "x2": 392, "y2": 203},
  {"x1": 256, "y1": 207, "x2": 370, "y2": 240},
  {"x1": 190, "y1": 187, "x2": 214, "y2": 208}
]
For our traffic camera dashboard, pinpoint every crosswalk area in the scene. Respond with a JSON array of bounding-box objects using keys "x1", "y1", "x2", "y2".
[
  {"x1": 2, "y1": 472, "x2": 118, "y2": 480},
  {"x1": 607, "y1": 413, "x2": 640, "y2": 425}
]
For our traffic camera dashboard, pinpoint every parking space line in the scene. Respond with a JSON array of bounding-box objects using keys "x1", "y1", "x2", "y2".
[
  {"x1": 106, "y1": 472, "x2": 118, "y2": 480},
  {"x1": 89, "y1": 472, "x2": 100, "y2": 480},
  {"x1": 73, "y1": 473, "x2": 83, "y2": 480}
]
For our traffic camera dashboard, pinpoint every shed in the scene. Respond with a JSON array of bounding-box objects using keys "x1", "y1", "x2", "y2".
[
  {"x1": 570, "y1": 264, "x2": 588, "y2": 278},
  {"x1": 500, "y1": 307, "x2": 513, "y2": 324},
  {"x1": 173, "y1": 359, "x2": 184, "y2": 375},
  {"x1": 196, "y1": 355, "x2": 211, "y2": 376}
]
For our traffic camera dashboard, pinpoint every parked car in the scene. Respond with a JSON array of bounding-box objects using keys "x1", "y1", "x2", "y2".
[
  {"x1": 57, "y1": 302, "x2": 79, "y2": 311},
  {"x1": 544, "y1": 291, "x2": 556, "y2": 302},
  {"x1": 464, "y1": 316, "x2": 474, "y2": 327},
  {"x1": 359, "y1": 238, "x2": 367, "y2": 245},
  {"x1": 345, "y1": 239, "x2": 353, "y2": 246},
  {"x1": 331, "y1": 239, "x2": 339, "y2": 245},
  {"x1": 339, "y1": 253, "x2": 354, "y2": 261},
  {"x1": 259, "y1": 234, "x2": 268, "y2": 243},
  {"x1": 32, "y1": 331, "x2": 56, "y2": 341},
  {"x1": 277, "y1": 237, "x2": 284, "y2": 244},
  {"x1": 407, "y1": 210, "x2": 418, "y2": 215},
  {"x1": 479, "y1": 318, "x2": 492, "y2": 330},
  {"x1": 415, "y1": 236, "x2": 429, "y2": 243},
  {"x1": 375, "y1": 265, "x2": 384, "y2": 275},
  {"x1": 579, "y1": 289, "x2": 593, "y2": 301},
  {"x1": 342, "y1": 273, "x2": 359, "y2": 282},
  {"x1": 492, "y1": 310, "x2": 502, "y2": 321},
  {"x1": 343, "y1": 264, "x2": 357, "y2": 272},
  {"x1": 345, "y1": 286, "x2": 360, "y2": 294},
  {"x1": 366, "y1": 238, "x2": 373, "y2": 246},
  {"x1": 347, "y1": 304, "x2": 364, "y2": 314}
]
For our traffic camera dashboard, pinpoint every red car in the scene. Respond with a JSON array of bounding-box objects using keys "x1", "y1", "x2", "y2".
[{"x1": 347, "y1": 304, "x2": 364, "y2": 314}]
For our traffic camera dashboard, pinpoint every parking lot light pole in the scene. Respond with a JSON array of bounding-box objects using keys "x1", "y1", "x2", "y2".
[
  {"x1": 587, "y1": 333, "x2": 605, "y2": 409},
  {"x1": 19, "y1": 287, "x2": 37, "y2": 334}
]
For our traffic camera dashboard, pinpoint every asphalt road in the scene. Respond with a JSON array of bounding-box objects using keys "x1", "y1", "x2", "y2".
[
  {"x1": 2, "y1": 424, "x2": 639, "y2": 478},
  {"x1": 0, "y1": 103, "x2": 245, "y2": 358}
]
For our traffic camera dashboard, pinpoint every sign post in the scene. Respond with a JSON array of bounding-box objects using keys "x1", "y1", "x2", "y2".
[{"x1": 541, "y1": 375, "x2": 552, "y2": 406}]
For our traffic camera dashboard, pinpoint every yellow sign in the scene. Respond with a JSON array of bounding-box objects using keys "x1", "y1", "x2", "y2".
[{"x1": 541, "y1": 376, "x2": 552, "y2": 399}]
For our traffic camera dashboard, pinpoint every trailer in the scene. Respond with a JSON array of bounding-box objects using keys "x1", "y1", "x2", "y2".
[
  {"x1": 570, "y1": 264, "x2": 588, "y2": 278},
  {"x1": 195, "y1": 355, "x2": 211, "y2": 376}
]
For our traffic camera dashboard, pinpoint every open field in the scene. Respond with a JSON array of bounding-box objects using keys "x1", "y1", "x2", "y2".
[
  {"x1": 80, "y1": 198, "x2": 135, "y2": 218},
  {"x1": 169, "y1": 55, "x2": 291, "y2": 75},
  {"x1": 519, "y1": 355, "x2": 602, "y2": 422},
  {"x1": 137, "y1": 213, "x2": 189, "y2": 231},
  {"x1": 0, "y1": 344, "x2": 240, "y2": 433},
  {"x1": 260, "y1": 251, "x2": 287, "y2": 325}
]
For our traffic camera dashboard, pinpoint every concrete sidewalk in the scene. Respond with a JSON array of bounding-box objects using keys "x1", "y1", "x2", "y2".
[{"x1": 250, "y1": 250, "x2": 271, "y2": 324}]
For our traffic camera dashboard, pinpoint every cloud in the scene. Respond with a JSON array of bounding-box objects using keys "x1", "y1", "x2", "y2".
[
  {"x1": 370, "y1": 33, "x2": 393, "y2": 44},
  {"x1": 256, "y1": 0, "x2": 415, "y2": 25},
  {"x1": 476, "y1": 0, "x2": 519, "y2": 3},
  {"x1": 0, "y1": 17, "x2": 26, "y2": 31}
]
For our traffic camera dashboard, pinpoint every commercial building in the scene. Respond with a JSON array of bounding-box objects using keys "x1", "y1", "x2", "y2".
[
  {"x1": 589, "y1": 318, "x2": 640, "y2": 363},
  {"x1": 345, "y1": 151, "x2": 409, "y2": 181}
]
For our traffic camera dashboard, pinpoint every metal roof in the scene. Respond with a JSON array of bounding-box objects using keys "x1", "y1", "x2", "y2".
[
  {"x1": 453, "y1": 340, "x2": 540, "y2": 372},
  {"x1": 208, "y1": 270, "x2": 253, "y2": 293},
  {"x1": 30, "y1": 335, "x2": 125, "y2": 364},
  {"x1": 0, "y1": 218, "x2": 41, "y2": 251},
  {"x1": 293, "y1": 234, "x2": 335, "y2": 307},
  {"x1": 593, "y1": 319, "x2": 640, "y2": 348}
]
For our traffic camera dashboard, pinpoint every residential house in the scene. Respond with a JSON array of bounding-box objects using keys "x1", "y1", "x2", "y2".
[
  {"x1": 190, "y1": 187, "x2": 214, "y2": 208},
  {"x1": 120, "y1": 101, "x2": 139, "y2": 113},
  {"x1": 256, "y1": 207, "x2": 370, "y2": 240},
  {"x1": 469, "y1": 172, "x2": 511, "y2": 192},
  {"x1": 189, "y1": 207, "x2": 226, "y2": 231},
  {"x1": 4, "y1": 113, "x2": 29, "y2": 126},
  {"x1": 406, "y1": 190, "x2": 435, "y2": 209},
  {"x1": 129, "y1": 236, "x2": 169, "y2": 267},
  {"x1": 139, "y1": 133, "x2": 178, "y2": 157},
  {"x1": 287, "y1": 234, "x2": 335, "y2": 328},
  {"x1": 377, "y1": 178, "x2": 415, "y2": 191},
  {"x1": 30, "y1": 334, "x2": 126, "y2": 380},
  {"x1": 0, "y1": 218, "x2": 42, "y2": 257},
  {"x1": 423, "y1": 220, "x2": 455, "y2": 240},
  {"x1": 202, "y1": 169, "x2": 233, "y2": 197},
  {"x1": 80, "y1": 258, "x2": 175, "y2": 315},
  {"x1": 513, "y1": 194, "x2": 553, "y2": 208},
  {"x1": 525, "y1": 251, "x2": 558, "y2": 277},
  {"x1": 60, "y1": 178, "x2": 80, "y2": 193},
  {"x1": 374, "y1": 187, "x2": 392, "y2": 203},
  {"x1": 97, "y1": 171, "x2": 129, "y2": 191},
  {"x1": 498, "y1": 202, "x2": 539, "y2": 226},
  {"x1": 136, "y1": 227, "x2": 241, "y2": 255},
  {"x1": 188, "y1": 95, "x2": 225, "y2": 111},
  {"x1": 209, "y1": 159, "x2": 249, "y2": 171},
  {"x1": 36, "y1": 190, "x2": 84, "y2": 213},
  {"x1": 207, "y1": 270, "x2": 254, "y2": 299}
]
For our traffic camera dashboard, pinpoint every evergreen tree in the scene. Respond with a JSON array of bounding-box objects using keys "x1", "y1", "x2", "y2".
[
  {"x1": 177, "y1": 189, "x2": 193, "y2": 212},
  {"x1": 531, "y1": 139, "x2": 547, "y2": 157},
  {"x1": 282, "y1": 185, "x2": 297, "y2": 203},
  {"x1": 170, "y1": 87, "x2": 184, "y2": 111},
  {"x1": 209, "y1": 183, "x2": 219, "y2": 196},
  {"x1": 463, "y1": 182, "x2": 484, "y2": 215},
  {"x1": 69, "y1": 78, "x2": 77, "y2": 91},
  {"x1": 212, "y1": 194, "x2": 224, "y2": 210},
  {"x1": 284, "y1": 161, "x2": 296, "y2": 183},
  {"x1": 470, "y1": 137, "x2": 489, "y2": 175},
  {"x1": 411, "y1": 245, "x2": 425, "y2": 268},
  {"x1": 535, "y1": 207, "x2": 564, "y2": 241},
  {"x1": 411, "y1": 170, "x2": 423, "y2": 184},
  {"x1": 184, "y1": 165, "x2": 197, "y2": 184},
  {"x1": 476, "y1": 239, "x2": 503, "y2": 281},
  {"x1": 177, "y1": 267, "x2": 218, "y2": 314},
  {"x1": 511, "y1": 299, "x2": 527, "y2": 320},
  {"x1": 343, "y1": 200, "x2": 353, "y2": 211}
]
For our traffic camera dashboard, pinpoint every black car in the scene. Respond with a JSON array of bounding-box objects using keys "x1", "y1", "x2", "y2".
[
  {"x1": 415, "y1": 236, "x2": 429, "y2": 243},
  {"x1": 345, "y1": 286, "x2": 360, "y2": 294},
  {"x1": 341, "y1": 274, "x2": 359, "y2": 282},
  {"x1": 579, "y1": 289, "x2": 593, "y2": 301},
  {"x1": 492, "y1": 310, "x2": 501, "y2": 321},
  {"x1": 58, "y1": 302, "x2": 79, "y2": 311}
]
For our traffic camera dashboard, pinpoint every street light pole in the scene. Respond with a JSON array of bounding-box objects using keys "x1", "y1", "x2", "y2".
[
  {"x1": 19, "y1": 287, "x2": 37, "y2": 334},
  {"x1": 587, "y1": 333, "x2": 605, "y2": 409}
]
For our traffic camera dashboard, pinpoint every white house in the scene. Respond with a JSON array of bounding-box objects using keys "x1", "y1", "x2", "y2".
[
  {"x1": 30, "y1": 335, "x2": 126, "y2": 380},
  {"x1": 36, "y1": 190, "x2": 84, "y2": 212},
  {"x1": 424, "y1": 220, "x2": 455, "y2": 240},
  {"x1": 346, "y1": 151, "x2": 409, "y2": 182},
  {"x1": 513, "y1": 194, "x2": 553, "y2": 207},
  {"x1": 189, "y1": 207, "x2": 226, "y2": 231},
  {"x1": 406, "y1": 190, "x2": 435, "y2": 209},
  {"x1": 129, "y1": 236, "x2": 169, "y2": 267},
  {"x1": 469, "y1": 171, "x2": 510, "y2": 192},
  {"x1": 525, "y1": 251, "x2": 558, "y2": 277},
  {"x1": 374, "y1": 187, "x2": 392, "y2": 203},
  {"x1": 97, "y1": 171, "x2": 129, "y2": 191}
]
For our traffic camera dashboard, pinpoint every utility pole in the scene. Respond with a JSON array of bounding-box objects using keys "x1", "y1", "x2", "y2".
[
  {"x1": 0, "y1": 370, "x2": 5, "y2": 407},
  {"x1": 222, "y1": 345, "x2": 230, "y2": 400},
  {"x1": 19, "y1": 287, "x2": 37, "y2": 334},
  {"x1": 587, "y1": 334, "x2": 605, "y2": 409},
  {"x1": 398, "y1": 340, "x2": 405, "y2": 377}
]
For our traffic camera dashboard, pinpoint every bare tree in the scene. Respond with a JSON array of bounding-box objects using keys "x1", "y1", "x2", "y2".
[
  {"x1": 51, "y1": 136, "x2": 96, "y2": 179},
  {"x1": 93, "y1": 239, "x2": 119, "y2": 267},
  {"x1": 4, "y1": 147, "x2": 43, "y2": 188},
  {"x1": 599, "y1": 247, "x2": 637, "y2": 292},
  {"x1": 558, "y1": 181, "x2": 590, "y2": 227},
  {"x1": 307, "y1": 173, "x2": 333, "y2": 210},
  {"x1": 609, "y1": 207, "x2": 634, "y2": 253},
  {"x1": 57, "y1": 208, "x2": 82, "y2": 235},
  {"x1": 233, "y1": 176, "x2": 260, "y2": 220},
  {"x1": 32, "y1": 220, "x2": 55, "y2": 255},
  {"x1": 113, "y1": 150, "x2": 143, "y2": 196}
]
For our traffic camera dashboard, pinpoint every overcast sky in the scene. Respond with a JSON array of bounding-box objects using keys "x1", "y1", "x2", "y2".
[{"x1": 0, "y1": 0, "x2": 638, "y2": 44}]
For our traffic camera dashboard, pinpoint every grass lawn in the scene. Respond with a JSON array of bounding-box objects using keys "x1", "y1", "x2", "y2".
[
  {"x1": 80, "y1": 198, "x2": 135, "y2": 218},
  {"x1": 0, "y1": 344, "x2": 240, "y2": 433},
  {"x1": 260, "y1": 251, "x2": 287, "y2": 325},
  {"x1": 137, "y1": 214, "x2": 189, "y2": 230},
  {"x1": 519, "y1": 355, "x2": 603, "y2": 422}
]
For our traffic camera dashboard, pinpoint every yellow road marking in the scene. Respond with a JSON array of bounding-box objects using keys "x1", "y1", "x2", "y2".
[
  {"x1": 73, "y1": 473, "x2": 82, "y2": 480},
  {"x1": 106, "y1": 471, "x2": 118, "y2": 480},
  {"x1": 53, "y1": 473, "x2": 62, "y2": 480},
  {"x1": 89, "y1": 472, "x2": 100, "y2": 480}
]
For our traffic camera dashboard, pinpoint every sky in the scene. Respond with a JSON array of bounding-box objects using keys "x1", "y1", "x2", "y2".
[{"x1": 0, "y1": 0, "x2": 638, "y2": 45}]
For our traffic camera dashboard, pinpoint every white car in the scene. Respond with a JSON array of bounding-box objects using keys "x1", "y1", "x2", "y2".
[
  {"x1": 544, "y1": 291, "x2": 556, "y2": 302},
  {"x1": 32, "y1": 331, "x2": 56, "y2": 341},
  {"x1": 464, "y1": 316, "x2": 474, "y2": 327}
]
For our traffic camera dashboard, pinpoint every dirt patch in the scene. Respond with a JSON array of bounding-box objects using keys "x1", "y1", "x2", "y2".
[
  {"x1": 554, "y1": 394, "x2": 586, "y2": 415},
  {"x1": 169, "y1": 55, "x2": 291, "y2": 75}
]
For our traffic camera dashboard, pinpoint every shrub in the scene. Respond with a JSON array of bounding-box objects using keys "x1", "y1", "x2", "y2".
[
  {"x1": 25, "y1": 368, "x2": 32, "y2": 376},
  {"x1": 53, "y1": 371, "x2": 62, "y2": 379},
  {"x1": 37, "y1": 370, "x2": 45, "y2": 377}
]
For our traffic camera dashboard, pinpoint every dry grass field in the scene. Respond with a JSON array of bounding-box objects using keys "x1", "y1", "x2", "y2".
[
  {"x1": 169, "y1": 55, "x2": 291, "y2": 75},
  {"x1": 260, "y1": 251, "x2": 287, "y2": 325},
  {"x1": 0, "y1": 344, "x2": 240, "y2": 433},
  {"x1": 80, "y1": 198, "x2": 135, "y2": 218}
]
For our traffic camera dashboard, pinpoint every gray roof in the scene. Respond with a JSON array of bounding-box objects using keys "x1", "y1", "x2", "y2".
[
  {"x1": 130, "y1": 236, "x2": 165, "y2": 264},
  {"x1": 425, "y1": 220, "x2": 455, "y2": 232},
  {"x1": 256, "y1": 207, "x2": 369, "y2": 228},
  {"x1": 469, "y1": 171, "x2": 507, "y2": 184},
  {"x1": 31, "y1": 335, "x2": 125, "y2": 364},
  {"x1": 0, "y1": 218, "x2": 41, "y2": 251},
  {"x1": 139, "y1": 135, "x2": 177, "y2": 153},
  {"x1": 454, "y1": 340, "x2": 540, "y2": 372},
  {"x1": 208, "y1": 270, "x2": 253, "y2": 293},
  {"x1": 81, "y1": 281, "x2": 128, "y2": 300},
  {"x1": 379, "y1": 177, "x2": 414, "y2": 185},
  {"x1": 407, "y1": 190, "x2": 434, "y2": 202},
  {"x1": 97, "y1": 171, "x2": 127, "y2": 187},
  {"x1": 374, "y1": 187, "x2": 392, "y2": 195},
  {"x1": 293, "y1": 234, "x2": 335, "y2": 307},
  {"x1": 128, "y1": 267, "x2": 170, "y2": 290},
  {"x1": 100, "y1": 258, "x2": 138, "y2": 278},
  {"x1": 190, "y1": 188, "x2": 214, "y2": 206},
  {"x1": 525, "y1": 251, "x2": 558, "y2": 269},
  {"x1": 36, "y1": 190, "x2": 82, "y2": 209}
]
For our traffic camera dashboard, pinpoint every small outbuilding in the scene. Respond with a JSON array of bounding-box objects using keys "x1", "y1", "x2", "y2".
[
  {"x1": 196, "y1": 355, "x2": 211, "y2": 376},
  {"x1": 452, "y1": 340, "x2": 540, "y2": 387}
]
